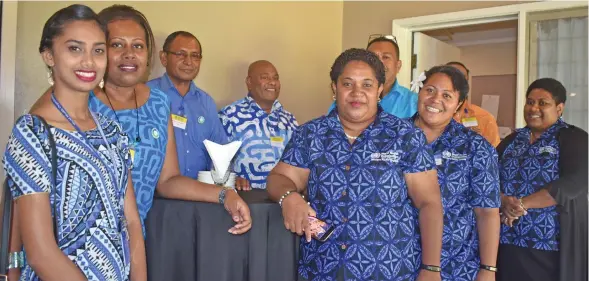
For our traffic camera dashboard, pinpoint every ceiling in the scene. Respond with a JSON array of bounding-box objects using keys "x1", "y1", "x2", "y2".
[{"x1": 422, "y1": 20, "x2": 518, "y2": 47}]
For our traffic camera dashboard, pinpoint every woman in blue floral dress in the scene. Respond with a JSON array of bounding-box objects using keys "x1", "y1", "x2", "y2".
[{"x1": 3, "y1": 5, "x2": 145, "y2": 280}]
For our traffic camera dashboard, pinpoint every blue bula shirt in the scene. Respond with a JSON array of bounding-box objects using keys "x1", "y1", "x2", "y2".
[
  {"x1": 328, "y1": 79, "x2": 417, "y2": 118},
  {"x1": 219, "y1": 95, "x2": 298, "y2": 189},
  {"x1": 424, "y1": 118, "x2": 500, "y2": 280},
  {"x1": 499, "y1": 119, "x2": 567, "y2": 252},
  {"x1": 281, "y1": 108, "x2": 436, "y2": 281},
  {"x1": 147, "y1": 74, "x2": 228, "y2": 178}
]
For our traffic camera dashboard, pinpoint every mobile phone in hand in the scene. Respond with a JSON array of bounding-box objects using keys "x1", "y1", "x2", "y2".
[{"x1": 308, "y1": 216, "x2": 335, "y2": 242}]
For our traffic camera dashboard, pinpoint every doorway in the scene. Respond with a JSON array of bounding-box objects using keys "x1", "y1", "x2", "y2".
[{"x1": 416, "y1": 20, "x2": 518, "y2": 137}]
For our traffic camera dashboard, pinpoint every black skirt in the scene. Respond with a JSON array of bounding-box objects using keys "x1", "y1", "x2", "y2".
[{"x1": 497, "y1": 244, "x2": 559, "y2": 281}]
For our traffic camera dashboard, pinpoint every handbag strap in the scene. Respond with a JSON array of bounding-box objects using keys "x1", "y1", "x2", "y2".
[{"x1": 0, "y1": 115, "x2": 58, "y2": 274}]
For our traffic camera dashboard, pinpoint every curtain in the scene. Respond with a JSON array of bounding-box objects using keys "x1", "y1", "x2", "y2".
[{"x1": 536, "y1": 16, "x2": 588, "y2": 131}]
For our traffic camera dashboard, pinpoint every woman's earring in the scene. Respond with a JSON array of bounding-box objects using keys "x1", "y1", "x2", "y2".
[
  {"x1": 332, "y1": 95, "x2": 336, "y2": 101},
  {"x1": 99, "y1": 79, "x2": 104, "y2": 88},
  {"x1": 378, "y1": 98, "x2": 381, "y2": 103},
  {"x1": 47, "y1": 69, "x2": 54, "y2": 86}
]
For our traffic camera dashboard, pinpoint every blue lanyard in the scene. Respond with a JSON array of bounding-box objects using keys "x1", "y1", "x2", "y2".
[{"x1": 51, "y1": 94, "x2": 125, "y2": 219}]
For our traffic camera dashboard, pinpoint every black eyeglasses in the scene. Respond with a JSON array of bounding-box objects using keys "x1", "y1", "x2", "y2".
[
  {"x1": 368, "y1": 34, "x2": 397, "y2": 44},
  {"x1": 164, "y1": 50, "x2": 203, "y2": 61}
]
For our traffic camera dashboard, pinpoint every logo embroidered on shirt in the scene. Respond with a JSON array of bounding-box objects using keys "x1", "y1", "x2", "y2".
[
  {"x1": 371, "y1": 151, "x2": 402, "y2": 163},
  {"x1": 441, "y1": 150, "x2": 468, "y2": 161},
  {"x1": 539, "y1": 146, "x2": 557, "y2": 155}
]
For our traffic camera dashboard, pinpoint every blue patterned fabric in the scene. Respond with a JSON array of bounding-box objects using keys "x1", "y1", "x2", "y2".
[
  {"x1": 425, "y1": 118, "x2": 500, "y2": 280},
  {"x1": 218, "y1": 95, "x2": 298, "y2": 189},
  {"x1": 89, "y1": 88, "x2": 169, "y2": 228},
  {"x1": 280, "y1": 108, "x2": 436, "y2": 281},
  {"x1": 147, "y1": 74, "x2": 228, "y2": 178},
  {"x1": 328, "y1": 80, "x2": 418, "y2": 118},
  {"x1": 3, "y1": 114, "x2": 132, "y2": 281},
  {"x1": 499, "y1": 119, "x2": 567, "y2": 252}
]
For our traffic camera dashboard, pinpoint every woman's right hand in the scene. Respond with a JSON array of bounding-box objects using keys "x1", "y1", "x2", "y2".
[
  {"x1": 500, "y1": 195, "x2": 525, "y2": 218},
  {"x1": 281, "y1": 193, "x2": 316, "y2": 242}
]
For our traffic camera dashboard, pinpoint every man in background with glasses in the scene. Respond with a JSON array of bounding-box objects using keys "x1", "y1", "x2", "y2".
[
  {"x1": 148, "y1": 31, "x2": 228, "y2": 179},
  {"x1": 328, "y1": 34, "x2": 417, "y2": 118}
]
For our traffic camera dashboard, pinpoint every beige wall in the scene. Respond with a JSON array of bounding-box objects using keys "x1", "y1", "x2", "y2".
[
  {"x1": 460, "y1": 42, "x2": 518, "y2": 76},
  {"x1": 342, "y1": 1, "x2": 528, "y2": 51},
  {"x1": 15, "y1": 1, "x2": 343, "y2": 123}
]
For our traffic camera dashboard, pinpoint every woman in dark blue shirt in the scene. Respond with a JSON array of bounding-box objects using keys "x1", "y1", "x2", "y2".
[
  {"x1": 267, "y1": 48, "x2": 444, "y2": 281},
  {"x1": 497, "y1": 78, "x2": 588, "y2": 281},
  {"x1": 412, "y1": 65, "x2": 501, "y2": 281}
]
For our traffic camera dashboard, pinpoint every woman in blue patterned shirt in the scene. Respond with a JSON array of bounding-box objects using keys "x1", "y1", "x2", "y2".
[
  {"x1": 412, "y1": 65, "x2": 501, "y2": 281},
  {"x1": 3, "y1": 5, "x2": 145, "y2": 280},
  {"x1": 497, "y1": 78, "x2": 588, "y2": 281},
  {"x1": 267, "y1": 48, "x2": 444, "y2": 281}
]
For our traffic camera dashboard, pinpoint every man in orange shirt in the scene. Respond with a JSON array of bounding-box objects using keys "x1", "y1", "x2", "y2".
[{"x1": 447, "y1": 61, "x2": 501, "y2": 147}]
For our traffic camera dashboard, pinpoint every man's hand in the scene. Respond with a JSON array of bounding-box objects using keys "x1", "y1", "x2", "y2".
[
  {"x1": 475, "y1": 269, "x2": 496, "y2": 281},
  {"x1": 281, "y1": 193, "x2": 316, "y2": 242},
  {"x1": 223, "y1": 191, "x2": 252, "y2": 234},
  {"x1": 235, "y1": 176, "x2": 251, "y2": 191},
  {"x1": 416, "y1": 270, "x2": 441, "y2": 281}
]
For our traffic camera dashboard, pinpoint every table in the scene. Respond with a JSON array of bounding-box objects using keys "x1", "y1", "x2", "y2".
[{"x1": 145, "y1": 190, "x2": 299, "y2": 281}]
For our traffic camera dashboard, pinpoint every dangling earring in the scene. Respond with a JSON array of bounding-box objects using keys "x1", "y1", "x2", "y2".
[
  {"x1": 47, "y1": 69, "x2": 54, "y2": 86},
  {"x1": 99, "y1": 79, "x2": 104, "y2": 88},
  {"x1": 332, "y1": 95, "x2": 336, "y2": 101},
  {"x1": 378, "y1": 98, "x2": 381, "y2": 103}
]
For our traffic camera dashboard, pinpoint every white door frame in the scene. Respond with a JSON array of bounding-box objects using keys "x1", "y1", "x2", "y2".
[{"x1": 392, "y1": 1, "x2": 588, "y2": 128}]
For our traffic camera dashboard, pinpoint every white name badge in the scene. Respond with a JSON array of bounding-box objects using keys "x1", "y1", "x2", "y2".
[
  {"x1": 129, "y1": 148, "x2": 136, "y2": 165},
  {"x1": 172, "y1": 114, "x2": 188, "y2": 130},
  {"x1": 270, "y1": 136, "x2": 284, "y2": 147},
  {"x1": 462, "y1": 117, "x2": 478, "y2": 128}
]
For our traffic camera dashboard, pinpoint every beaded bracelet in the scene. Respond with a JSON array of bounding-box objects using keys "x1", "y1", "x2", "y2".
[{"x1": 278, "y1": 190, "x2": 297, "y2": 207}]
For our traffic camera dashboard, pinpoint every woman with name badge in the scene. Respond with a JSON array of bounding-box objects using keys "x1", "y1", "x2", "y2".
[
  {"x1": 412, "y1": 65, "x2": 500, "y2": 281},
  {"x1": 3, "y1": 4, "x2": 145, "y2": 280},
  {"x1": 267, "y1": 48, "x2": 444, "y2": 281}
]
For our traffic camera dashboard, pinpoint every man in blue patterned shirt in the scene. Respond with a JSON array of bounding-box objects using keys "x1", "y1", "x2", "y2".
[{"x1": 219, "y1": 60, "x2": 298, "y2": 190}]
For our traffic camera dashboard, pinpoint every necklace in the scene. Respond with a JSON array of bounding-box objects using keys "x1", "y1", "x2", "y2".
[
  {"x1": 103, "y1": 88, "x2": 141, "y2": 144},
  {"x1": 336, "y1": 115, "x2": 360, "y2": 140},
  {"x1": 345, "y1": 133, "x2": 358, "y2": 140}
]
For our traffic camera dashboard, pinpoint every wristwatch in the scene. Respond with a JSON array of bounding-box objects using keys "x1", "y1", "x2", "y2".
[{"x1": 218, "y1": 187, "x2": 237, "y2": 204}]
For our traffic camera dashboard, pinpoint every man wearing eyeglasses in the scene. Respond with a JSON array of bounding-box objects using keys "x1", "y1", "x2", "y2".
[
  {"x1": 147, "y1": 31, "x2": 228, "y2": 179},
  {"x1": 328, "y1": 35, "x2": 417, "y2": 118}
]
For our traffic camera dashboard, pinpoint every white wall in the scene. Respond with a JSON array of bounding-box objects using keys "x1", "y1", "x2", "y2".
[
  {"x1": 14, "y1": 1, "x2": 343, "y2": 124},
  {"x1": 460, "y1": 41, "x2": 518, "y2": 76}
]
